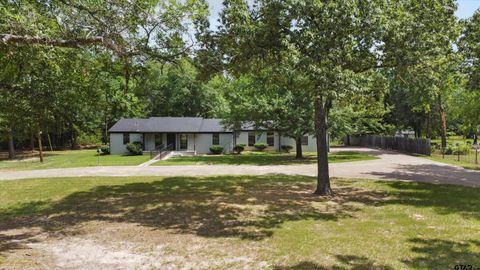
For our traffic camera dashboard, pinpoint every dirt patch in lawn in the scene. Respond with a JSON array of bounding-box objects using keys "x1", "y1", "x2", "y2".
[{"x1": 1, "y1": 221, "x2": 268, "y2": 270}]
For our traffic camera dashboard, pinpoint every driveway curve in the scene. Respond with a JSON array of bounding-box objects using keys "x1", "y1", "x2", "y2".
[{"x1": 1, "y1": 147, "x2": 479, "y2": 187}]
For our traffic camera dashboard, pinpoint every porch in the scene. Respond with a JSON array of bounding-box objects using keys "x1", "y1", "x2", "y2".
[{"x1": 143, "y1": 133, "x2": 196, "y2": 152}]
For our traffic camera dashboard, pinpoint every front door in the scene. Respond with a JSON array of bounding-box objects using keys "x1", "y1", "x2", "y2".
[
  {"x1": 166, "y1": 133, "x2": 176, "y2": 150},
  {"x1": 179, "y1": 134, "x2": 188, "y2": 150},
  {"x1": 155, "y1": 133, "x2": 163, "y2": 148}
]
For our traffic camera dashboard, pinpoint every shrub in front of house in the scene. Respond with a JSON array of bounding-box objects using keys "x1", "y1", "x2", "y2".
[
  {"x1": 209, "y1": 145, "x2": 224, "y2": 154},
  {"x1": 99, "y1": 146, "x2": 110, "y2": 155},
  {"x1": 233, "y1": 144, "x2": 246, "y2": 154},
  {"x1": 281, "y1": 145, "x2": 293, "y2": 153},
  {"x1": 126, "y1": 141, "x2": 143, "y2": 155},
  {"x1": 254, "y1": 143, "x2": 268, "y2": 151}
]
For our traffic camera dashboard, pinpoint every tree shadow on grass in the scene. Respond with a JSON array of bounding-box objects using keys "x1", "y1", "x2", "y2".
[
  {"x1": 157, "y1": 151, "x2": 374, "y2": 166},
  {"x1": 273, "y1": 255, "x2": 394, "y2": 270},
  {"x1": 0, "y1": 176, "x2": 386, "y2": 249},
  {"x1": 0, "y1": 232, "x2": 40, "y2": 253},
  {"x1": 403, "y1": 238, "x2": 480, "y2": 268},
  {"x1": 160, "y1": 154, "x2": 318, "y2": 165},
  {"x1": 376, "y1": 180, "x2": 480, "y2": 220},
  {"x1": 369, "y1": 163, "x2": 480, "y2": 187}
]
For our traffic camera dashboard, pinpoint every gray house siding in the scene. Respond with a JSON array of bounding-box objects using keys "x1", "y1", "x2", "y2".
[
  {"x1": 144, "y1": 133, "x2": 155, "y2": 151},
  {"x1": 235, "y1": 131, "x2": 280, "y2": 151},
  {"x1": 194, "y1": 133, "x2": 212, "y2": 154},
  {"x1": 108, "y1": 117, "x2": 325, "y2": 155},
  {"x1": 219, "y1": 133, "x2": 234, "y2": 153},
  {"x1": 110, "y1": 132, "x2": 143, "y2": 155},
  {"x1": 110, "y1": 133, "x2": 126, "y2": 155},
  {"x1": 280, "y1": 134, "x2": 317, "y2": 152}
]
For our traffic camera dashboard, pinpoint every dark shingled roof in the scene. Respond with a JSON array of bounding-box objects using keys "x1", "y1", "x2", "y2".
[{"x1": 108, "y1": 117, "x2": 234, "y2": 133}]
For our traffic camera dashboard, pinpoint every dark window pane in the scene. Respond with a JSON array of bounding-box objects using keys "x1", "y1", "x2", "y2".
[
  {"x1": 302, "y1": 136, "x2": 308, "y2": 145},
  {"x1": 180, "y1": 134, "x2": 188, "y2": 149},
  {"x1": 212, "y1": 133, "x2": 220, "y2": 145},
  {"x1": 248, "y1": 132, "x2": 255, "y2": 146},
  {"x1": 123, "y1": 133, "x2": 129, "y2": 145},
  {"x1": 155, "y1": 134, "x2": 163, "y2": 147},
  {"x1": 267, "y1": 132, "x2": 274, "y2": 146}
]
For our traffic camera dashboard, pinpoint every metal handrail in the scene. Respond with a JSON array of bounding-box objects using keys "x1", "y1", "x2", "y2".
[
  {"x1": 150, "y1": 143, "x2": 174, "y2": 159},
  {"x1": 150, "y1": 144, "x2": 164, "y2": 159}
]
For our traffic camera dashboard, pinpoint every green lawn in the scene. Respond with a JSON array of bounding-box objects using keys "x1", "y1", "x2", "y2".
[
  {"x1": 426, "y1": 155, "x2": 480, "y2": 171},
  {"x1": 1, "y1": 175, "x2": 478, "y2": 269},
  {"x1": 153, "y1": 150, "x2": 377, "y2": 166},
  {"x1": 430, "y1": 136, "x2": 474, "y2": 146},
  {"x1": 0, "y1": 150, "x2": 150, "y2": 171}
]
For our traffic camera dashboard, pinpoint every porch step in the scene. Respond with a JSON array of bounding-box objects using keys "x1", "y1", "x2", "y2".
[
  {"x1": 156, "y1": 151, "x2": 173, "y2": 160},
  {"x1": 170, "y1": 151, "x2": 197, "y2": 157}
]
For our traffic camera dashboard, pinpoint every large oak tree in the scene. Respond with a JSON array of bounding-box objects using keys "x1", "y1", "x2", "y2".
[{"x1": 207, "y1": 0, "x2": 459, "y2": 195}]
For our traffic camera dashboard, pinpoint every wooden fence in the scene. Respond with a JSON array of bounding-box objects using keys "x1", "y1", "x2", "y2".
[{"x1": 345, "y1": 135, "x2": 431, "y2": 156}]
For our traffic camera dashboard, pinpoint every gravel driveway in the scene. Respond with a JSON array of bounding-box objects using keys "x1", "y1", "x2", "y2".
[{"x1": 1, "y1": 147, "x2": 478, "y2": 187}]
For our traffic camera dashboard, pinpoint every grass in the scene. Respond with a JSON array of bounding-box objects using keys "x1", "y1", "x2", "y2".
[
  {"x1": 1, "y1": 175, "x2": 479, "y2": 269},
  {"x1": 426, "y1": 154, "x2": 480, "y2": 171},
  {"x1": 0, "y1": 150, "x2": 150, "y2": 171},
  {"x1": 430, "y1": 136, "x2": 474, "y2": 146},
  {"x1": 153, "y1": 150, "x2": 378, "y2": 166}
]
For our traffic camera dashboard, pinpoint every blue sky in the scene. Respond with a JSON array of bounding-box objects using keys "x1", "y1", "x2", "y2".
[
  {"x1": 207, "y1": 0, "x2": 480, "y2": 29},
  {"x1": 457, "y1": 0, "x2": 480, "y2": 18}
]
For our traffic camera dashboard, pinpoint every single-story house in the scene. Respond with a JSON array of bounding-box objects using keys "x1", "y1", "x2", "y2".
[{"x1": 108, "y1": 117, "x2": 318, "y2": 155}]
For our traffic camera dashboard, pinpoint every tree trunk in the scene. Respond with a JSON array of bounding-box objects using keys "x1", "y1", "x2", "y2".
[
  {"x1": 30, "y1": 133, "x2": 35, "y2": 151},
  {"x1": 103, "y1": 116, "x2": 108, "y2": 145},
  {"x1": 47, "y1": 132, "x2": 54, "y2": 151},
  {"x1": 124, "y1": 58, "x2": 130, "y2": 93},
  {"x1": 38, "y1": 131, "x2": 44, "y2": 163},
  {"x1": 295, "y1": 137, "x2": 303, "y2": 159},
  {"x1": 426, "y1": 111, "x2": 431, "y2": 139},
  {"x1": 61, "y1": 132, "x2": 66, "y2": 149},
  {"x1": 314, "y1": 96, "x2": 333, "y2": 196},
  {"x1": 71, "y1": 130, "x2": 77, "y2": 150},
  {"x1": 438, "y1": 96, "x2": 447, "y2": 148},
  {"x1": 8, "y1": 129, "x2": 16, "y2": 160}
]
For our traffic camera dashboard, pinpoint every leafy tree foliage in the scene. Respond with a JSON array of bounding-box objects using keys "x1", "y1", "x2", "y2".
[
  {"x1": 220, "y1": 63, "x2": 314, "y2": 159},
  {"x1": 0, "y1": 0, "x2": 210, "y2": 158},
  {"x1": 458, "y1": 10, "x2": 480, "y2": 139},
  {"x1": 204, "y1": 0, "x2": 460, "y2": 195},
  {"x1": 136, "y1": 60, "x2": 227, "y2": 118},
  {"x1": 460, "y1": 10, "x2": 480, "y2": 90}
]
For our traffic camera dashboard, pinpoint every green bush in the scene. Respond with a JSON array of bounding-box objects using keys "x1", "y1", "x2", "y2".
[
  {"x1": 209, "y1": 145, "x2": 224, "y2": 155},
  {"x1": 99, "y1": 146, "x2": 110, "y2": 155},
  {"x1": 281, "y1": 145, "x2": 293, "y2": 153},
  {"x1": 254, "y1": 143, "x2": 268, "y2": 151},
  {"x1": 233, "y1": 144, "x2": 246, "y2": 154},
  {"x1": 77, "y1": 133, "x2": 102, "y2": 145},
  {"x1": 454, "y1": 145, "x2": 471, "y2": 155},
  {"x1": 126, "y1": 141, "x2": 143, "y2": 155},
  {"x1": 444, "y1": 144, "x2": 471, "y2": 155}
]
